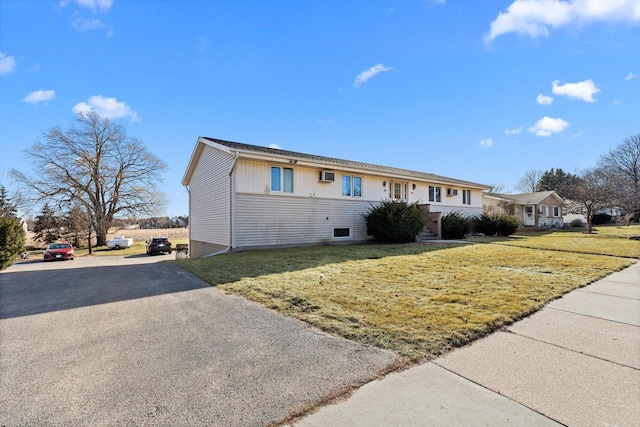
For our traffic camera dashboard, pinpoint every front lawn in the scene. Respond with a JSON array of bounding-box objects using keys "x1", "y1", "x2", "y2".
[
  {"x1": 175, "y1": 236, "x2": 634, "y2": 361},
  {"x1": 486, "y1": 225, "x2": 640, "y2": 258}
]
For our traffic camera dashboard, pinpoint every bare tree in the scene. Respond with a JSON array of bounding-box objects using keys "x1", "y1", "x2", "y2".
[
  {"x1": 598, "y1": 133, "x2": 640, "y2": 221},
  {"x1": 11, "y1": 112, "x2": 167, "y2": 246},
  {"x1": 570, "y1": 167, "x2": 614, "y2": 234},
  {"x1": 489, "y1": 183, "x2": 508, "y2": 194},
  {"x1": 514, "y1": 169, "x2": 542, "y2": 193}
]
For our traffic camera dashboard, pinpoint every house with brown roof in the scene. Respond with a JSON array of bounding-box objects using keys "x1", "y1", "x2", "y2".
[
  {"x1": 483, "y1": 191, "x2": 565, "y2": 228},
  {"x1": 182, "y1": 137, "x2": 492, "y2": 257}
]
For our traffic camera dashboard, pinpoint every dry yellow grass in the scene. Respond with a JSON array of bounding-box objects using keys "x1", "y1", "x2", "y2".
[
  {"x1": 176, "y1": 242, "x2": 633, "y2": 361},
  {"x1": 488, "y1": 226, "x2": 640, "y2": 258}
]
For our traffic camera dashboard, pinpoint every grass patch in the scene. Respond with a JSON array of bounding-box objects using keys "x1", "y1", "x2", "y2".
[
  {"x1": 485, "y1": 226, "x2": 640, "y2": 258},
  {"x1": 176, "y1": 240, "x2": 633, "y2": 361}
]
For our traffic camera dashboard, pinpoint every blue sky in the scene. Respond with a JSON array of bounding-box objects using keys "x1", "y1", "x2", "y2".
[{"x1": 1, "y1": 0, "x2": 639, "y2": 217}]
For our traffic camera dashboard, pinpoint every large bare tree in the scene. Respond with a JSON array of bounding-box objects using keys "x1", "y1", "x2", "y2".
[
  {"x1": 598, "y1": 133, "x2": 640, "y2": 221},
  {"x1": 514, "y1": 169, "x2": 542, "y2": 193},
  {"x1": 569, "y1": 167, "x2": 614, "y2": 234},
  {"x1": 12, "y1": 112, "x2": 167, "y2": 246}
]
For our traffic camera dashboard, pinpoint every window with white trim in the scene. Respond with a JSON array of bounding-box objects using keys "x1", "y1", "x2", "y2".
[
  {"x1": 271, "y1": 166, "x2": 293, "y2": 193},
  {"x1": 553, "y1": 206, "x2": 561, "y2": 217},
  {"x1": 333, "y1": 227, "x2": 351, "y2": 238},
  {"x1": 341, "y1": 175, "x2": 362, "y2": 197},
  {"x1": 391, "y1": 181, "x2": 408, "y2": 200},
  {"x1": 462, "y1": 189, "x2": 471, "y2": 205},
  {"x1": 429, "y1": 186, "x2": 441, "y2": 203},
  {"x1": 539, "y1": 205, "x2": 548, "y2": 216}
]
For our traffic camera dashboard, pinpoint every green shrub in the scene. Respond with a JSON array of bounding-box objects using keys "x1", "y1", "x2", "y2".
[
  {"x1": 592, "y1": 213, "x2": 612, "y2": 225},
  {"x1": 441, "y1": 210, "x2": 472, "y2": 239},
  {"x1": 364, "y1": 200, "x2": 427, "y2": 243},
  {"x1": 474, "y1": 213, "x2": 520, "y2": 236},
  {"x1": 0, "y1": 217, "x2": 26, "y2": 270}
]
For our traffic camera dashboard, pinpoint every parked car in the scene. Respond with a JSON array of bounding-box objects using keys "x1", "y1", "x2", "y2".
[
  {"x1": 107, "y1": 236, "x2": 134, "y2": 249},
  {"x1": 146, "y1": 237, "x2": 172, "y2": 255},
  {"x1": 43, "y1": 243, "x2": 75, "y2": 261}
]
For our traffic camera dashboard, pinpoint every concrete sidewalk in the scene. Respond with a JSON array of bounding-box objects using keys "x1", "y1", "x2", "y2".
[{"x1": 296, "y1": 262, "x2": 640, "y2": 427}]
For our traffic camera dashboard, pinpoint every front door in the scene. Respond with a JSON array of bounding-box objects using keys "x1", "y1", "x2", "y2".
[{"x1": 523, "y1": 205, "x2": 535, "y2": 226}]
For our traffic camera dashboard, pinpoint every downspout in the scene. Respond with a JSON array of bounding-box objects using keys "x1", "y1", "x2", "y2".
[
  {"x1": 202, "y1": 151, "x2": 239, "y2": 258},
  {"x1": 186, "y1": 184, "x2": 191, "y2": 258}
]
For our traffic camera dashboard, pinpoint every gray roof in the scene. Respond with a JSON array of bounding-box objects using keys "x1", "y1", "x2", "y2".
[
  {"x1": 486, "y1": 191, "x2": 563, "y2": 204},
  {"x1": 202, "y1": 137, "x2": 491, "y2": 189}
]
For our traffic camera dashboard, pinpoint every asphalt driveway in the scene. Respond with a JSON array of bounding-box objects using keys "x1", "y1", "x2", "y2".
[{"x1": 0, "y1": 255, "x2": 396, "y2": 426}]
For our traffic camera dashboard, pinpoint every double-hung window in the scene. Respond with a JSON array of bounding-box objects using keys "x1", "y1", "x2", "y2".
[
  {"x1": 462, "y1": 189, "x2": 471, "y2": 205},
  {"x1": 271, "y1": 166, "x2": 293, "y2": 193},
  {"x1": 553, "y1": 206, "x2": 561, "y2": 217},
  {"x1": 342, "y1": 175, "x2": 362, "y2": 197},
  {"x1": 539, "y1": 205, "x2": 548, "y2": 216},
  {"x1": 429, "y1": 186, "x2": 441, "y2": 203}
]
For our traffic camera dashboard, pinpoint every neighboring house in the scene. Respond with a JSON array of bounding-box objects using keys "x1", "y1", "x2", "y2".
[
  {"x1": 483, "y1": 191, "x2": 565, "y2": 228},
  {"x1": 182, "y1": 137, "x2": 492, "y2": 257}
]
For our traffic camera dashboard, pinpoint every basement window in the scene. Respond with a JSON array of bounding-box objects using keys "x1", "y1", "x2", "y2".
[{"x1": 333, "y1": 228, "x2": 351, "y2": 238}]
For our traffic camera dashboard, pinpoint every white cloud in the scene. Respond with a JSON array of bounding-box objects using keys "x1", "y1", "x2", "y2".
[
  {"x1": 76, "y1": 17, "x2": 105, "y2": 30},
  {"x1": 23, "y1": 89, "x2": 56, "y2": 104},
  {"x1": 625, "y1": 72, "x2": 639, "y2": 81},
  {"x1": 568, "y1": 129, "x2": 584, "y2": 140},
  {"x1": 536, "y1": 94, "x2": 554, "y2": 105},
  {"x1": 505, "y1": 127, "x2": 523, "y2": 136},
  {"x1": 479, "y1": 138, "x2": 494, "y2": 148},
  {"x1": 60, "y1": 0, "x2": 113, "y2": 13},
  {"x1": 72, "y1": 95, "x2": 140, "y2": 121},
  {"x1": 354, "y1": 64, "x2": 392, "y2": 88},
  {"x1": 0, "y1": 52, "x2": 16, "y2": 75},
  {"x1": 551, "y1": 79, "x2": 600, "y2": 102},
  {"x1": 72, "y1": 17, "x2": 104, "y2": 31},
  {"x1": 268, "y1": 143, "x2": 281, "y2": 149},
  {"x1": 485, "y1": 0, "x2": 640, "y2": 43},
  {"x1": 528, "y1": 116, "x2": 570, "y2": 137}
]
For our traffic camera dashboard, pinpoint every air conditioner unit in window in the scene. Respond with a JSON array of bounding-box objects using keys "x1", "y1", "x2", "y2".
[
  {"x1": 447, "y1": 188, "x2": 458, "y2": 196},
  {"x1": 319, "y1": 171, "x2": 335, "y2": 182}
]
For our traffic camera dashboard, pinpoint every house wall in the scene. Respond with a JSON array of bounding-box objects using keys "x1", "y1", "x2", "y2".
[
  {"x1": 228, "y1": 158, "x2": 484, "y2": 251},
  {"x1": 483, "y1": 197, "x2": 513, "y2": 215},
  {"x1": 234, "y1": 159, "x2": 484, "y2": 215},
  {"x1": 536, "y1": 195, "x2": 564, "y2": 228},
  {"x1": 189, "y1": 145, "x2": 235, "y2": 258}
]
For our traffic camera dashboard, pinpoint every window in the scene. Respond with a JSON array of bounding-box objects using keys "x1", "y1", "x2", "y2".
[
  {"x1": 462, "y1": 189, "x2": 471, "y2": 205},
  {"x1": 539, "y1": 205, "x2": 548, "y2": 216},
  {"x1": 553, "y1": 206, "x2": 561, "y2": 217},
  {"x1": 342, "y1": 175, "x2": 362, "y2": 197},
  {"x1": 391, "y1": 181, "x2": 407, "y2": 200},
  {"x1": 271, "y1": 166, "x2": 293, "y2": 193},
  {"x1": 429, "y1": 186, "x2": 441, "y2": 202},
  {"x1": 333, "y1": 227, "x2": 351, "y2": 238}
]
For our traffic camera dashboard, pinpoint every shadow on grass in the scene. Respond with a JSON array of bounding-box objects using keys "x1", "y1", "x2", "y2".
[{"x1": 173, "y1": 241, "x2": 474, "y2": 287}]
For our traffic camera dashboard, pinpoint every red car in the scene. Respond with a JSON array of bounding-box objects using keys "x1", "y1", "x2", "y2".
[{"x1": 43, "y1": 243, "x2": 75, "y2": 261}]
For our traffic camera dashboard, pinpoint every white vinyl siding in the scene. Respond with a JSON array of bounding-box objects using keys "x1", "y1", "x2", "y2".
[
  {"x1": 233, "y1": 193, "x2": 373, "y2": 249},
  {"x1": 189, "y1": 145, "x2": 234, "y2": 246}
]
